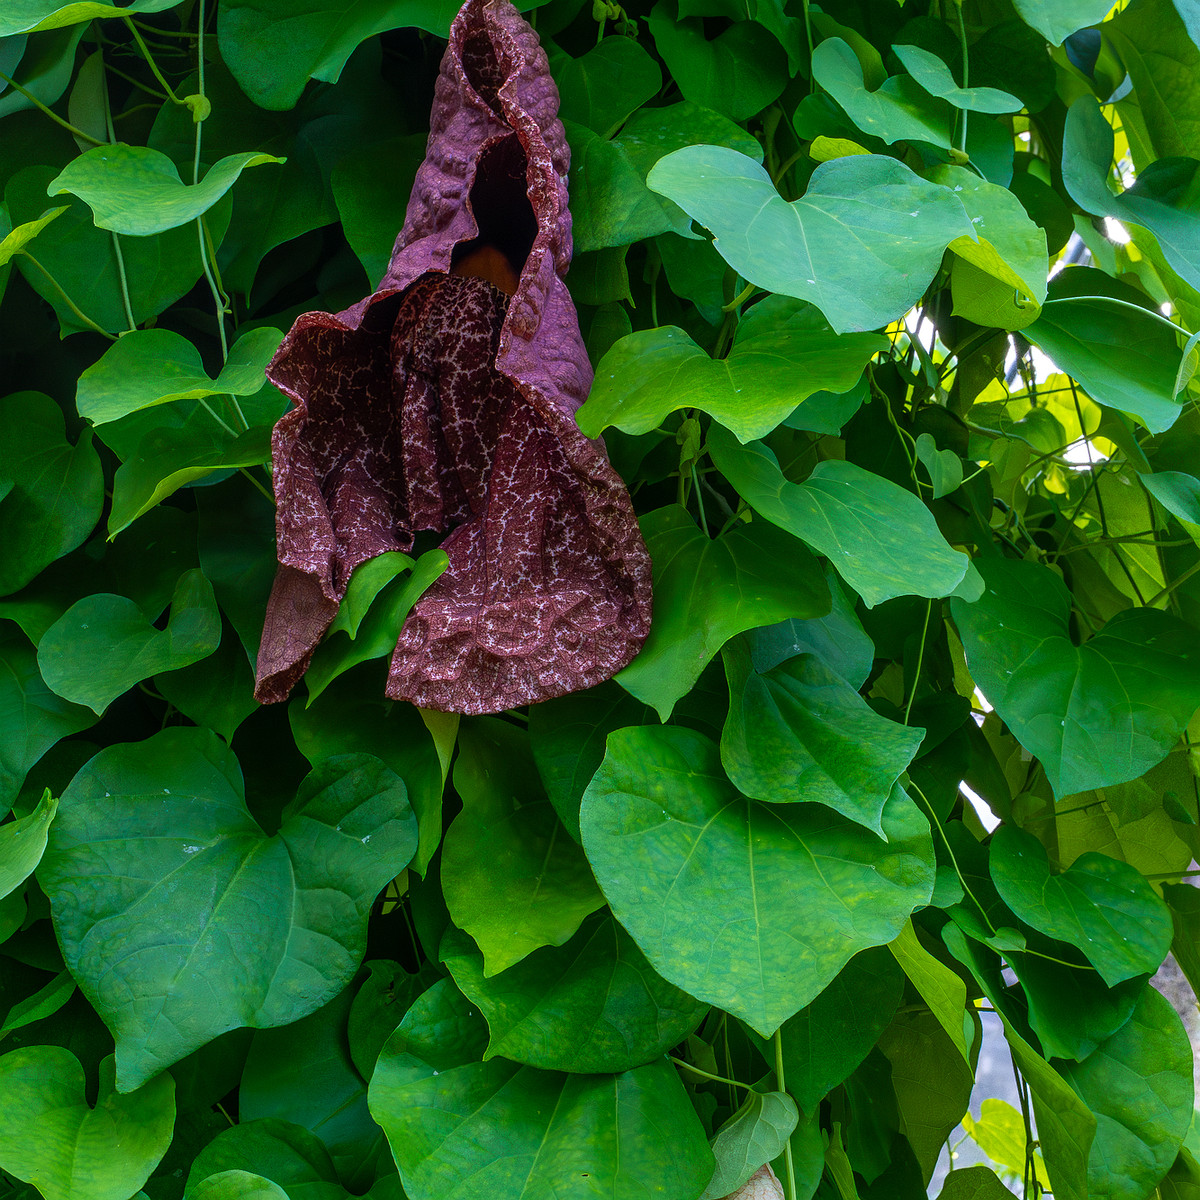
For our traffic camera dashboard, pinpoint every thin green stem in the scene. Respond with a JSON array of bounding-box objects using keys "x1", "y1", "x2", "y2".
[
  {"x1": 0, "y1": 69, "x2": 105, "y2": 144},
  {"x1": 123, "y1": 17, "x2": 184, "y2": 104},
  {"x1": 103, "y1": 61, "x2": 168, "y2": 100},
  {"x1": 669, "y1": 1056, "x2": 754, "y2": 1092},
  {"x1": 908, "y1": 778, "x2": 996, "y2": 935},
  {"x1": 692, "y1": 465, "x2": 710, "y2": 536},
  {"x1": 1145, "y1": 558, "x2": 1200, "y2": 608},
  {"x1": 954, "y1": 1, "x2": 969, "y2": 153},
  {"x1": 198, "y1": 398, "x2": 237, "y2": 438},
  {"x1": 903, "y1": 600, "x2": 933, "y2": 725},
  {"x1": 722, "y1": 281, "x2": 757, "y2": 312},
  {"x1": 774, "y1": 1031, "x2": 798, "y2": 1200},
  {"x1": 239, "y1": 468, "x2": 275, "y2": 503},
  {"x1": 17, "y1": 252, "x2": 116, "y2": 338},
  {"x1": 800, "y1": 0, "x2": 814, "y2": 63},
  {"x1": 100, "y1": 60, "x2": 136, "y2": 333}
]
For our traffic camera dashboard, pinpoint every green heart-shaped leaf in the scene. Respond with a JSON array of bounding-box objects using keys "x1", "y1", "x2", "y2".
[
  {"x1": 617, "y1": 505, "x2": 830, "y2": 721},
  {"x1": 578, "y1": 298, "x2": 887, "y2": 443},
  {"x1": 0, "y1": 0, "x2": 183, "y2": 36},
  {"x1": 38, "y1": 569, "x2": 222, "y2": 713},
  {"x1": 1057, "y1": 987, "x2": 1193, "y2": 1200},
  {"x1": 702, "y1": 1091, "x2": 799, "y2": 1200},
  {"x1": 38, "y1": 729, "x2": 417, "y2": 1090},
  {"x1": 0, "y1": 391, "x2": 102, "y2": 597},
  {"x1": 442, "y1": 718, "x2": 604, "y2": 976},
  {"x1": 1011, "y1": 0, "x2": 1114, "y2": 45},
  {"x1": 77, "y1": 326, "x2": 283, "y2": 426},
  {"x1": 951, "y1": 557, "x2": 1200, "y2": 797},
  {"x1": 988, "y1": 826, "x2": 1172, "y2": 986},
  {"x1": 0, "y1": 1048, "x2": 174, "y2": 1200},
  {"x1": 721, "y1": 642, "x2": 925, "y2": 835},
  {"x1": 49, "y1": 145, "x2": 284, "y2": 236},
  {"x1": 647, "y1": 145, "x2": 977, "y2": 333},
  {"x1": 709, "y1": 425, "x2": 969, "y2": 607},
  {"x1": 580, "y1": 726, "x2": 935, "y2": 1036}
]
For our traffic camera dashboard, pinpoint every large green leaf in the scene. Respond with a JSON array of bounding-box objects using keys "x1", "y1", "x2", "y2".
[
  {"x1": 1026, "y1": 295, "x2": 1189, "y2": 435},
  {"x1": 616, "y1": 505, "x2": 830, "y2": 721},
  {"x1": 38, "y1": 731, "x2": 417, "y2": 1090},
  {"x1": 708, "y1": 425, "x2": 969, "y2": 607},
  {"x1": 5, "y1": 166, "x2": 232, "y2": 336},
  {"x1": 1064, "y1": 97, "x2": 1200, "y2": 295},
  {"x1": 370, "y1": 1006, "x2": 713, "y2": 1200},
  {"x1": 989, "y1": 826, "x2": 1172, "y2": 985},
  {"x1": 0, "y1": 391, "x2": 102, "y2": 597},
  {"x1": 892, "y1": 45, "x2": 1022, "y2": 114},
  {"x1": 580, "y1": 726, "x2": 935, "y2": 1036},
  {"x1": 648, "y1": 3, "x2": 788, "y2": 122},
  {"x1": 568, "y1": 103, "x2": 763, "y2": 254},
  {"x1": 189, "y1": 1172, "x2": 290, "y2": 1200},
  {"x1": 702, "y1": 1091, "x2": 798, "y2": 1200},
  {"x1": 0, "y1": 628, "x2": 94, "y2": 810},
  {"x1": 578, "y1": 298, "x2": 887, "y2": 442},
  {"x1": 38, "y1": 569, "x2": 222, "y2": 714},
  {"x1": 1107, "y1": 0, "x2": 1200, "y2": 160},
  {"x1": 951, "y1": 557, "x2": 1200, "y2": 797},
  {"x1": 1011, "y1": 0, "x2": 1112, "y2": 44},
  {"x1": 441, "y1": 718, "x2": 604, "y2": 976},
  {"x1": 813, "y1": 38, "x2": 953, "y2": 148},
  {"x1": 1058, "y1": 987, "x2": 1194, "y2": 1200},
  {"x1": 0, "y1": 1048, "x2": 174, "y2": 1200},
  {"x1": 646, "y1": 145, "x2": 978, "y2": 333},
  {"x1": 0, "y1": 788, "x2": 56, "y2": 900},
  {"x1": 0, "y1": 0, "x2": 182, "y2": 35},
  {"x1": 49, "y1": 145, "x2": 284, "y2": 236},
  {"x1": 776, "y1": 947, "x2": 904, "y2": 1112},
  {"x1": 721, "y1": 641, "x2": 924, "y2": 835},
  {"x1": 440, "y1": 912, "x2": 708, "y2": 1074},
  {"x1": 936, "y1": 1167, "x2": 1017, "y2": 1200},
  {"x1": 553, "y1": 37, "x2": 662, "y2": 138},
  {"x1": 76, "y1": 327, "x2": 283, "y2": 426}
]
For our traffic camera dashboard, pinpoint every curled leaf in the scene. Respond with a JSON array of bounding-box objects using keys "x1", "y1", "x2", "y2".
[{"x1": 255, "y1": 0, "x2": 651, "y2": 715}]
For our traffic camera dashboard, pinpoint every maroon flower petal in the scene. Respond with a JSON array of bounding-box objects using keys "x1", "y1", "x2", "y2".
[{"x1": 253, "y1": 0, "x2": 652, "y2": 715}]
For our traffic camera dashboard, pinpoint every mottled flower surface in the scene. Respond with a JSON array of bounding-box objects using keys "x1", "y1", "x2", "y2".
[{"x1": 254, "y1": 0, "x2": 652, "y2": 714}]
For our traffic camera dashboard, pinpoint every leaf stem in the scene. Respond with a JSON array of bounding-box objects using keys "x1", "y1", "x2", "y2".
[
  {"x1": 669, "y1": 1056, "x2": 754, "y2": 1091},
  {"x1": 953, "y1": 1, "x2": 969, "y2": 154},
  {"x1": 17, "y1": 252, "x2": 116, "y2": 338},
  {"x1": 123, "y1": 17, "x2": 184, "y2": 104},
  {"x1": 1145, "y1": 558, "x2": 1200, "y2": 608},
  {"x1": 0, "y1": 69, "x2": 105, "y2": 144},
  {"x1": 774, "y1": 1031, "x2": 798, "y2": 1200},
  {"x1": 903, "y1": 599, "x2": 932, "y2": 725},
  {"x1": 100, "y1": 59, "x2": 137, "y2": 333},
  {"x1": 908, "y1": 777, "x2": 996, "y2": 935}
]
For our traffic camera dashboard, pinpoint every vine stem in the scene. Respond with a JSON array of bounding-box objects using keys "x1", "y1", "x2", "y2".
[
  {"x1": 903, "y1": 599, "x2": 932, "y2": 725},
  {"x1": 774, "y1": 1031, "x2": 798, "y2": 1200},
  {"x1": 668, "y1": 1056, "x2": 753, "y2": 1092},
  {"x1": 0, "y1": 69, "x2": 104, "y2": 144},
  {"x1": 100, "y1": 51, "x2": 136, "y2": 333},
  {"x1": 953, "y1": 1, "x2": 969, "y2": 153}
]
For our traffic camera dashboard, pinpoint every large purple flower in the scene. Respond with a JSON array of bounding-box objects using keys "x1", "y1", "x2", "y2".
[{"x1": 253, "y1": 0, "x2": 652, "y2": 715}]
